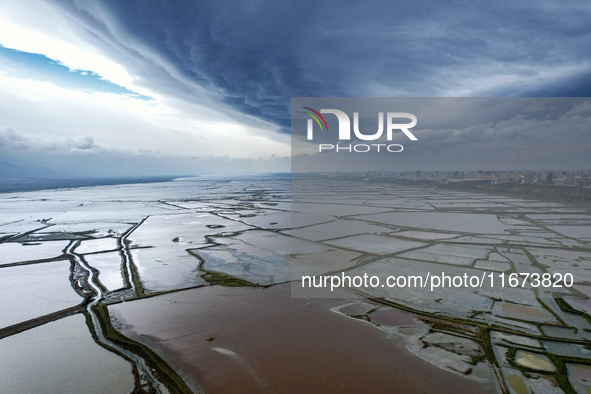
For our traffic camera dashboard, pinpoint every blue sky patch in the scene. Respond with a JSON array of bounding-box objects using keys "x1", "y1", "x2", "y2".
[{"x1": 0, "y1": 46, "x2": 152, "y2": 100}]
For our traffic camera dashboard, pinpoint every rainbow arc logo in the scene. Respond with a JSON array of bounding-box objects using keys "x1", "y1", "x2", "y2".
[{"x1": 303, "y1": 107, "x2": 329, "y2": 131}]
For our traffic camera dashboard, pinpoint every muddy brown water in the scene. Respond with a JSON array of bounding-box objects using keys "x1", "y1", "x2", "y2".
[{"x1": 110, "y1": 284, "x2": 497, "y2": 393}]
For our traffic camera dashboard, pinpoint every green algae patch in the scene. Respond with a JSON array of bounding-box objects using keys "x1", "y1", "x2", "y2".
[
  {"x1": 201, "y1": 271, "x2": 260, "y2": 287},
  {"x1": 506, "y1": 374, "x2": 528, "y2": 394}
]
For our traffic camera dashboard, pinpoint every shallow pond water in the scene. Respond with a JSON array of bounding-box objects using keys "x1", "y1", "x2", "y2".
[{"x1": 0, "y1": 314, "x2": 134, "y2": 393}]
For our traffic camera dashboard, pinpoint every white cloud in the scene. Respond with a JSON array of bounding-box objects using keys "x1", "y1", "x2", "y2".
[
  {"x1": 0, "y1": 1, "x2": 142, "y2": 94},
  {"x1": 0, "y1": 73, "x2": 289, "y2": 161},
  {"x1": 0, "y1": 127, "x2": 96, "y2": 152},
  {"x1": 0, "y1": 1, "x2": 290, "y2": 172}
]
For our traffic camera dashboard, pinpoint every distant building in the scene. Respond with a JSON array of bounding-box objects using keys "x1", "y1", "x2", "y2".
[
  {"x1": 524, "y1": 172, "x2": 535, "y2": 184},
  {"x1": 546, "y1": 172, "x2": 554, "y2": 184}
]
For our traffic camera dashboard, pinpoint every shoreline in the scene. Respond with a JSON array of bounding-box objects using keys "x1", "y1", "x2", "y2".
[{"x1": 0, "y1": 176, "x2": 182, "y2": 194}]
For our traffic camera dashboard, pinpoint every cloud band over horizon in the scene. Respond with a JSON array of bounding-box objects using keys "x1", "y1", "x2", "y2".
[{"x1": 0, "y1": 1, "x2": 590, "y2": 175}]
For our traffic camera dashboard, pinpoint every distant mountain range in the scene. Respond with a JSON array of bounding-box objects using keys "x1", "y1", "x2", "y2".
[
  {"x1": 0, "y1": 162, "x2": 181, "y2": 193},
  {"x1": 0, "y1": 162, "x2": 69, "y2": 179}
]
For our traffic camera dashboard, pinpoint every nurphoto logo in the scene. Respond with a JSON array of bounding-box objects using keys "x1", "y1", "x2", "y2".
[{"x1": 303, "y1": 107, "x2": 418, "y2": 153}]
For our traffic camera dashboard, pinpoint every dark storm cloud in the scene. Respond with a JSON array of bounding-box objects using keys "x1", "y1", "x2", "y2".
[{"x1": 50, "y1": 0, "x2": 591, "y2": 133}]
